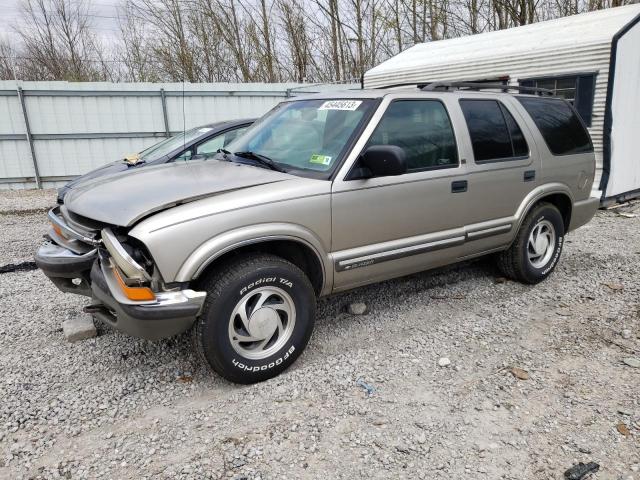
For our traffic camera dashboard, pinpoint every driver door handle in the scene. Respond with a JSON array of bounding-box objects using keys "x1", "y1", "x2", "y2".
[{"x1": 451, "y1": 180, "x2": 468, "y2": 193}]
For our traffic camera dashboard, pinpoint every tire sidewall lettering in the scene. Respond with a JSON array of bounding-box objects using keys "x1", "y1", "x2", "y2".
[
  {"x1": 231, "y1": 345, "x2": 296, "y2": 372},
  {"x1": 541, "y1": 235, "x2": 562, "y2": 275},
  {"x1": 239, "y1": 277, "x2": 294, "y2": 296}
]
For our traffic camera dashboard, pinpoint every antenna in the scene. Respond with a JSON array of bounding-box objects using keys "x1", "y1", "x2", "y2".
[
  {"x1": 10, "y1": 52, "x2": 18, "y2": 81},
  {"x1": 182, "y1": 76, "x2": 186, "y2": 160}
]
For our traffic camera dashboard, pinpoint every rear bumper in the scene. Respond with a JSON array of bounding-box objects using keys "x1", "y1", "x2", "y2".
[
  {"x1": 569, "y1": 196, "x2": 599, "y2": 232},
  {"x1": 36, "y1": 240, "x2": 206, "y2": 340}
]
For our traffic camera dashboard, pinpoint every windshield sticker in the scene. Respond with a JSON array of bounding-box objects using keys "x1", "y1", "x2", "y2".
[
  {"x1": 198, "y1": 128, "x2": 213, "y2": 133},
  {"x1": 318, "y1": 100, "x2": 362, "y2": 111},
  {"x1": 309, "y1": 154, "x2": 332, "y2": 165}
]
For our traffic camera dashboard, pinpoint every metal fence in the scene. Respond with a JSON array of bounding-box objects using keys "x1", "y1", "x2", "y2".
[{"x1": 0, "y1": 80, "x2": 318, "y2": 189}]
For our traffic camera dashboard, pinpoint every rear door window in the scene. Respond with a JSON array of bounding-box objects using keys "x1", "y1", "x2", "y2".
[
  {"x1": 516, "y1": 97, "x2": 593, "y2": 155},
  {"x1": 459, "y1": 99, "x2": 529, "y2": 162}
]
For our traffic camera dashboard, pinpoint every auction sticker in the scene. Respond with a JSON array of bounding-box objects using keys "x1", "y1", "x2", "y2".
[
  {"x1": 319, "y1": 100, "x2": 362, "y2": 111},
  {"x1": 309, "y1": 154, "x2": 332, "y2": 165}
]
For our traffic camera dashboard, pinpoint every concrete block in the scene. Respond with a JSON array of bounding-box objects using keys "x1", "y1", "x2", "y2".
[{"x1": 63, "y1": 316, "x2": 97, "y2": 343}]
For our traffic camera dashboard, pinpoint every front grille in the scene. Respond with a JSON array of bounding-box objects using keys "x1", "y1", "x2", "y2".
[
  {"x1": 60, "y1": 206, "x2": 104, "y2": 238},
  {"x1": 48, "y1": 207, "x2": 101, "y2": 252}
]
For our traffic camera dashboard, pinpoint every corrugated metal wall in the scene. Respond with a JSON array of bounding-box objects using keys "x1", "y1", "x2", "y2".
[
  {"x1": 0, "y1": 81, "x2": 313, "y2": 189},
  {"x1": 364, "y1": 41, "x2": 613, "y2": 189}
]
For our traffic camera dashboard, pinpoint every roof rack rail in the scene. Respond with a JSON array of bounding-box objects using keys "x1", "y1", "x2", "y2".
[
  {"x1": 373, "y1": 81, "x2": 554, "y2": 96},
  {"x1": 373, "y1": 82, "x2": 430, "y2": 90},
  {"x1": 422, "y1": 82, "x2": 554, "y2": 96}
]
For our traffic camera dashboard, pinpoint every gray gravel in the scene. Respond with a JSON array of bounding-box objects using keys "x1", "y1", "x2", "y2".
[
  {"x1": 1, "y1": 189, "x2": 639, "y2": 480},
  {"x1": 0, "y1": 189, "x2": 55, "y2": 266},
  {"x1": 0, "y1": 189, "x2": 57, "y2": 214}
]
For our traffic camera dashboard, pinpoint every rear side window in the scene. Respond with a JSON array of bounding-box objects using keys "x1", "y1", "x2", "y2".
[
  {"x1": 460, "y1": 99, "x2": 529, "y2": 162},
  {"x1": 516, "y1": 97, "x2": 593, "y2": 155}
]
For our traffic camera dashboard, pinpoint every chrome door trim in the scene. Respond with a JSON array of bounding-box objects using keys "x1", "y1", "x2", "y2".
[
  {"x1": 335, "y1": 235, "x2": 465, "y2": 272},
  {"x1": 466, "y1": 223, "x2": 513, "y2": 240},
  {"x1": 332, "y1": 217, "x2": 514, "y2": 272}
]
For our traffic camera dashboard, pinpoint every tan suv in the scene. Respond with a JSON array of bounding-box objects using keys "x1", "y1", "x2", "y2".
[{"x1": 36, "y1": 83, "x2": 598, "y2": 384}]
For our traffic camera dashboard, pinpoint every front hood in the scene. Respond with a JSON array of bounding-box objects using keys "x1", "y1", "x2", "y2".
[
  {"x1": 58, "y1": 161, "x2": 131, "y2": 201},
  {"x1": 64, "y1": 160, "x2": 292, "y2": 227}
]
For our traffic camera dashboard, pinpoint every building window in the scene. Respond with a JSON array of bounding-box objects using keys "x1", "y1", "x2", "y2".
[
  {"x1": 519, "y1": 74, "x2": 596, "y2": 127},
  {"x1": 532, "y1": 77, "x2": 577, "y2": 101}
]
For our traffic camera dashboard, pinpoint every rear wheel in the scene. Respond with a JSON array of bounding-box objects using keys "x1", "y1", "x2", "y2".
[
  {"x1": 194, "y1": 253, "x2": 316, "y2": 384},
  {"x1": 497, "y1": 202, "x2": 565, "y2": 284}
]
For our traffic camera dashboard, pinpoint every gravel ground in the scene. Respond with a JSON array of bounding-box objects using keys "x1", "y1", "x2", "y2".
[
  {"x1": 0, "y1": 189, "x2": 56, "y2": 214},
  {"x1": 1, "y1": 190, "x2": 639, "y2": 480}
]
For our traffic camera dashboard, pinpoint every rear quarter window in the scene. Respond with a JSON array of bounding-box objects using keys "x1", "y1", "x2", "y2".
[{"x1": 516, "y1": 97, "x2": 593, "y2": 155}]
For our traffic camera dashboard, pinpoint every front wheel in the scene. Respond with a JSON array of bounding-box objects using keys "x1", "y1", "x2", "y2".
[
  {"x1": 497, "y1": 202, "x2": 565, "y2": 284},
  {"x1": 194, "y1": 253, "x2": 316, "y2": 384}
]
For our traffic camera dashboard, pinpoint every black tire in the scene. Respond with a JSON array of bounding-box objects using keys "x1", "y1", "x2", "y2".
[
  {"x1": 497, "y1": 202, "x2": 565, "y2": 284},
  {"x1": 194, "y1": 253, "x2": 316, "y2": 384}
]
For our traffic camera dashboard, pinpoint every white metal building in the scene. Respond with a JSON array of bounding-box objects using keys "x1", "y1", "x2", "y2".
[
  {"x1": 0, "y1": 81, "x2": 316, "y2": 189},
  {"x1": 364, "y1": 4, "x2": 640, "y2": 204}
]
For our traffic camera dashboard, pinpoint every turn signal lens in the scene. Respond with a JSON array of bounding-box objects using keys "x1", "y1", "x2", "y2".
[
  {"x1": 113, "y1": 266, "x2": 155, "y2": 301},
  {"x1": 51, "y1": 222, "x2": 64, "y2": 238}
]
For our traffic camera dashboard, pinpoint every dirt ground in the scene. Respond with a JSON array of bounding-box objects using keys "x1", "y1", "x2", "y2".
[{"x1": 0, "y1": 190, "x2": 638, "y2": 479}]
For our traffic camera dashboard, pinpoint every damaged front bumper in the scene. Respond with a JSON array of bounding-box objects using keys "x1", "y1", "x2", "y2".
[
  {"x1": 35, "y1": 208, "x2": 206, "y2": 340},
  {"x1": 35, "y1": 241, "x2": 97, "y2": 296},
  {"x1": 89, "y1": 256, "x2": 206, "y2": 340}
]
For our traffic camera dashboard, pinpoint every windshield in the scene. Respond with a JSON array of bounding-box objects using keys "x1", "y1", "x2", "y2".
[
  {"x1": 224, "y1": 99, "x2": 375, "y2": 177},
  {"x1": 138, "y1": 126, "x2": 213, "y2": 162}
]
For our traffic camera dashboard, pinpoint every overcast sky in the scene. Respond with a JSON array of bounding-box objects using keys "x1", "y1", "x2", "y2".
[{"x1": 0, "y1": 0, "x2": 122, "y2": 43}]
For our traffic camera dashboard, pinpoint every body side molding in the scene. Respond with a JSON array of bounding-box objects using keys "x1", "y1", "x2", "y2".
[{"x1": 332, "y1": 183, "x2": 574, "y2": 272}]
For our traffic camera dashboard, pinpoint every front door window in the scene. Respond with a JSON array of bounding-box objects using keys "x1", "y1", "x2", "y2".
[{"x1": 366, "y1": 100, "x2": 459, "y2": 171}]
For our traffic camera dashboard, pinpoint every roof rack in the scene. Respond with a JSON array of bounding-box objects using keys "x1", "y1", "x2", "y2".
[
  {"x1": 374, "y1": 81, "x2": 554, "y2": 96},
  {"x1": 422, "y1": 82, "x2": 554, "y2": 96},
  {"x1": 373, "y1": 82, "x2": 430, "y2": 90}
]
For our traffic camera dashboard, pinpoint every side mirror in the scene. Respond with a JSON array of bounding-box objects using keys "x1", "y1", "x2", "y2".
[{"x1": 357, "y1": 145, "x2": 407, "y2": 179}]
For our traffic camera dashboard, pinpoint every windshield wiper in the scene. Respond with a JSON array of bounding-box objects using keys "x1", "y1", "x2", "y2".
[{"x1": 233, "y1": 151, "x2": 286, "y2": 172}]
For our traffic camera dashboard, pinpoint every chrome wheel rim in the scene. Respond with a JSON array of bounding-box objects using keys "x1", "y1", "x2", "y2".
[
  {"x1": 228, "y1": 286, "x2": 296, "y2": 360},
  {"x1": 527, "y1": 220, "x2": 556, "y2": 269}
]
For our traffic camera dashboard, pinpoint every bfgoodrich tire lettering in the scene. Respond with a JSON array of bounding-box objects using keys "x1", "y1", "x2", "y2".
[
  {"x1": 497, "y1": 202, "x2": 565, "y2": 284},
  {"x1": 195, "y1": 253, "x2": 316, "y2": 384}
]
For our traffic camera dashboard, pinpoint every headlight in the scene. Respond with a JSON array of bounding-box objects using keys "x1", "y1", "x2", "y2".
[{"x1": 101, "y1": 228, "x2": 151, "y2": 282}]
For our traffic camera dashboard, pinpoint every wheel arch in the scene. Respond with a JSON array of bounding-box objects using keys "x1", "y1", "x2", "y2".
[
  {"x1": 175, "y1": 224, "x2": 331, "y2": 296},
  {"x1": 539, "y1": 193, "x2": 572, "y2": 233},
  {"x1": 515, "y1": 184, "x2": 574, "y2": 235}
]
